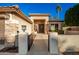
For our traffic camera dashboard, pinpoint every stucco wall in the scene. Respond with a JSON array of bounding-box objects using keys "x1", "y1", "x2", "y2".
[
  {"x1": 12, "y1": 14, "x2": 32, "y2": 35},
  {"x1": 30, "y1": 16, "x2": 49, "y2": 22},
  {"x1": 30, "y1": 16, "x2": 49, "y2": 33},
  {"x1": 49, "y1": 22, "x2": 62, "y2": 30},
  {"x1": 58, "y1": 35, "x2": 79, "y2": 52}
]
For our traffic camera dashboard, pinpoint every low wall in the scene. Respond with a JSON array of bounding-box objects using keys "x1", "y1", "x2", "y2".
[
  {"x1": 58, "y1": 35, "x2": 79, "y2": 53},
  {"x1": 64, "y1": 31, "x2": 79, "y2": 35}
]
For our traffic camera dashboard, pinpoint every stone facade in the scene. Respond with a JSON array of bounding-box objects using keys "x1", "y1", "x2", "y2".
[{"x1": 0, "y1": 6, "x2": 32, "y2": 47}]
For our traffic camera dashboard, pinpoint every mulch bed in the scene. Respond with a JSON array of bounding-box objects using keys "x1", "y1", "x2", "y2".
[
  {"x1": 0, "y1": 46, "x2": 18, "y2": 53},
  {"x1": 63, "y1": 52, "x2": 79, "y2": 55}
]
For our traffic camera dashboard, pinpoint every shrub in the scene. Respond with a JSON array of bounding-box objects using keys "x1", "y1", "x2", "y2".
[
  {"x1": 66, "y1": 28, "x2": 72, "y2": 31},
  {"x1": 58, "y1": 30, "x2": 64, "y2": 34}
]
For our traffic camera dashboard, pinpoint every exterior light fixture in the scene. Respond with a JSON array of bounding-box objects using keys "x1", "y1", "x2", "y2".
[{"x1": 22, "y1": 25, "x2": 26, "y2": 32}]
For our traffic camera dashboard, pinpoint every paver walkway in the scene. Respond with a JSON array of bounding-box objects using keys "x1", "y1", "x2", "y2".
[{"x1": 27, "y1": 34, "x2": 49, "y2": 55}]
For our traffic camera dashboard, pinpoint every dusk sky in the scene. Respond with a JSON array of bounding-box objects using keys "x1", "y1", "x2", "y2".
[{"x1": 0, "y1": 3, "x2": 76, "y2": 20}]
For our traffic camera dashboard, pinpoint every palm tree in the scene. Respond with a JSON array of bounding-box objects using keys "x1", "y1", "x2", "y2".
[{"x1": 56, "y1": 4, "x2": 62, "y2": 19}]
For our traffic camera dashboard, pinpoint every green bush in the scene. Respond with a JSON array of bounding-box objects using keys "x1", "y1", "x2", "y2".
[
  {"x1": 65, "y1": 4, "x2": 79, "y2": 26},
  {"x1": 58, "y1": 30, "x2": 64, "y2": 34},
  {"x1": 51, "y1": 29, "x2": 58, "y2": 32}
]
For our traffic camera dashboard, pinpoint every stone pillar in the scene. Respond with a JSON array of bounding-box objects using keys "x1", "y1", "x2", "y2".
[
  {"x1": 49, "y1": 32, "x2": 59, "y2": 54},
  {"x1": 18, "y1": 33, "x2": 28, "y2": 55}
]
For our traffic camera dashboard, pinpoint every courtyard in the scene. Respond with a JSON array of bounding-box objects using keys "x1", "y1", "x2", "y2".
[{"x1": 0, "y1": 3, "x2": 79, "y2": 55}]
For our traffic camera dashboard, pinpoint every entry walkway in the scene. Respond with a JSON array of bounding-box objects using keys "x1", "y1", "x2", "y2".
[{"x1": 27, "y1": 34, "x2": 49, "y2": 55}]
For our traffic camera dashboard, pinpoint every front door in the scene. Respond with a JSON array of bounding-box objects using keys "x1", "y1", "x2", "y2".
[
  {"x1": 55, "y1": 24, "x2": 58, "y2": 31},
  {"x1": 38, "y1": 24, "x2": 44, "y2": 33}
]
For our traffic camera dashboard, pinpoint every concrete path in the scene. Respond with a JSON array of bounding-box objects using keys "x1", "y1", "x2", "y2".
[
  {"x1": 0, "y1": 45, "x2": 5, "y2": 50},
  {"x1": 34, "y1": 34, "x2": 48, "y2": 40},
  {"x1": 27, "y1": 34, "x2": 49, "y2": 55}
]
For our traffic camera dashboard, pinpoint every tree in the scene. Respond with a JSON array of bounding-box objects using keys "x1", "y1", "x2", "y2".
[
  {"x1": 56, "y1": 4, "x2": 62, "y2": 19},
  {"x1": 65, "y1": 4, "x2": 79, "y2": 26}
]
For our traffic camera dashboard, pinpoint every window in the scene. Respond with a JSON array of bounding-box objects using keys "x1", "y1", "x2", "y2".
[{"x1": 51, "y1": 24, "x2": 55, "y2": 31}]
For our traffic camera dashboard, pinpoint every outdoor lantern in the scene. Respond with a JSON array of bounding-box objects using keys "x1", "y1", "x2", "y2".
[
  {"x1": 22, "y1": 25, "x2": 26, "y2": 32},
  {"x1": 17, "y1": 31, "x2": 19, "y2": 35}
]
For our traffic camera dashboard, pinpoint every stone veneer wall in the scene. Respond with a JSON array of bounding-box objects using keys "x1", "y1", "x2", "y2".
[
  {"x1": 0, "y1": 20, "x2": 5, "y2": 40},
  {"x1": 3, "y1": 13, "x2": 32, "y2": 47}
]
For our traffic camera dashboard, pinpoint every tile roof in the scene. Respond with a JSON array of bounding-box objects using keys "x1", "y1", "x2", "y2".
[
  {"x1": 49, "y1": 16, "x2": 64, "y2": 22},
  {"x1": 0, "y1": 5, "x2": 32, "y2": 24},
  {"x1": 29, "y1": 13, "x2": 50, "y2": 16}
]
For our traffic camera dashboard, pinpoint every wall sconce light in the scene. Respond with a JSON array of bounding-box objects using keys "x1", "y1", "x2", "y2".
[
  {"x1": 22, "y1": 25, "x2": 26, "y2": 32},
  {"x1": 17, "y1": 31, "x2": 19, "y2": 34}
]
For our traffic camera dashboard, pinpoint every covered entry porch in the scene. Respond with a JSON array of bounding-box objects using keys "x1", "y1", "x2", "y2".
[
  {"x1": 29, "y1": 13, "x2": 49, "y2": 34},
  {"x1": 34, "y1": 20, "x2": 48, "y2": 33}
]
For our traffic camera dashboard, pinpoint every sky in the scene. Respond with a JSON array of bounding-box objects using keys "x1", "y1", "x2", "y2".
[{"x1": 0, "y1": 3, "x2": 76, "y2": 20}]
